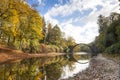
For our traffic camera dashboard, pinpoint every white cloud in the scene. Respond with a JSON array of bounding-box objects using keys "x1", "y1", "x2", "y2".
[
  {"x1": 44, "y1": 12, "x2": 59, "y2": 26},
  {"x1": 79, "y1": 1, "x2": 120, "y2": 24},
  {"x1": 60, "y1": 20, "x2": 99, "y2": 43},
  {"x1": 45, "y1": 0, "x2": 119, "y2": 17},
  {"x1": 44, "y1": 0, "x2": 120, "y2": 43},
  {"x1": 37, "y1": 0, "x2": 45, "y2": 6}
]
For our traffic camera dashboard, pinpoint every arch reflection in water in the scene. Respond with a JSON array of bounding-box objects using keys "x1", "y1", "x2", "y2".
[
  {"x1": 0, "y1": 52, "x2": 90, "y2": 80},
  {"x1": 60, "y1": 52, "x2": 90, "y2": 79},
  {"x1": 60, "y1": 60, "x2": 89, "y2": 79}
]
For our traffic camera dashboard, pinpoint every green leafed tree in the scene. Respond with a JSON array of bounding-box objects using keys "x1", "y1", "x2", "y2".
[
  {"x1": 46, "y1": 24, "x2": 62, "y2": 45},
  {"x1": 94, "y1": 13, "x2": 120, "y2": 54}
]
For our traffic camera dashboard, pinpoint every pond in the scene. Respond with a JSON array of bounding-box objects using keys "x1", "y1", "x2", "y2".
[{"x1": 0, "y1": 52, "x2": 90, "y2": 80}]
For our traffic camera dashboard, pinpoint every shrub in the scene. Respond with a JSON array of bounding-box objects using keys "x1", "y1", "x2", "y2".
[{"x1": 105, "y1": 42, "x2": 120, "y2": 54}]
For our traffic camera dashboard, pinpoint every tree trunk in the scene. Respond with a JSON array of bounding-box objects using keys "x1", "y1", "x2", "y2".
[
  {"x1": 0, "y1": 31, "x2": 2, "y2": 39},
  {"x1": 12, "y1": 36, "x2": 15, "y2": 43},
  {"x1": 7, "y1": 36, "x2": 10, "y2": 45},
  {"x1": 19, "y1": 39, "x2": 23, "y2": 50}
]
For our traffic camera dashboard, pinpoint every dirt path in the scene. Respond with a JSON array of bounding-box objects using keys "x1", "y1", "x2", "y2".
[
  {"x1": 63, "y1": 54, "x2": 120, "y2": 80},
  {"x1": 0, "y1": 47, "x2": 65, "y2": 64}
]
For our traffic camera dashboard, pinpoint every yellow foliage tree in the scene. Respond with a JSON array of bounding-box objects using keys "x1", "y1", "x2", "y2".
[{"x1": 0, "y1": 0, "x2": 43, "y2": 50}]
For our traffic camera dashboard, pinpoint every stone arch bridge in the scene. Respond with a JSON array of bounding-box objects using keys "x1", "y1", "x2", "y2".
[
  {"x1": 69, "y1": 43, "x2": 97, "y2": 54},
  {"x1": 67, "y1": 43, "x2": 98, "y2": 63}
]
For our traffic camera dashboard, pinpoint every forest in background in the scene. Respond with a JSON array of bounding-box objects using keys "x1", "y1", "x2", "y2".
[
  {"x1": 0, "y1": 0, "x2": 120, "y2": 55},
  {"x1": 0, "y1": 0, "x2": 76, "y2": 53},
  {"x1": 91, "y1": 12, "x2": 120, "y2": 54}
]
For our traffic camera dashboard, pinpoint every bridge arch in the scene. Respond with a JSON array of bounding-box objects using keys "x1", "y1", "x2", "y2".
[
  {"x1": 70, "y1": 43, "x2": 92, "y2": 53},
  {"x1": 69, "y1": 43, "x2": 98, "y2": 55},
  {"x1": 67, "y1": 43, "x2": 98, "y2": 63}
]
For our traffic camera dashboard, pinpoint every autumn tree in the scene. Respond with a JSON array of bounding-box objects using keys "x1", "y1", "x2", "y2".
[
  {"x1": 46, "y1": 23, "x2": 52, "y2": 44},
  {"x1": 46, "y1": 24, "x2": 62, "y2": 45},
  {"x1": 49, "y1": 25, "x2": 62, "y2": 45},
  {"x1": 0, "y1": 0, "x2": 43, "y2": 51},
  {"x1": 39, "y1": 17, "x2": 47, "y2": 43}
]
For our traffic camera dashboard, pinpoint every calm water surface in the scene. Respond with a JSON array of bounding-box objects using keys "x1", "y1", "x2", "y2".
[
  {"x1": 60, "y1": 59, "x2": 89, "y2": 79},
  {"x1": 0, "y1": 52, "x2": 90, "y2": 80}
]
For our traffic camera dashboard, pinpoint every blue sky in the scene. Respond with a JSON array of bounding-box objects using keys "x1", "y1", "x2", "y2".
[{"x1": 28, "y1": 0, "x2": 119, "y2": 43}]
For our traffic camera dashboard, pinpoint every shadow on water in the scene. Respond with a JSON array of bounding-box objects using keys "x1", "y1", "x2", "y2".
[{"x1": 0, "y1": 52, "x2": 90, "y2": 80}]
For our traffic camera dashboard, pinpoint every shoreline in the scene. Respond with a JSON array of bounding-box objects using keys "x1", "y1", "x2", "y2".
[
  {"x1": 0, "y1": 47, "x2": 65, "y2": 64},
  {"x1": 63, "y1": 54, "x2": 119, "y2": 80}
]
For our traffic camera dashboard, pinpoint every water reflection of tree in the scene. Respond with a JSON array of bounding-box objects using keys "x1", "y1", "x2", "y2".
[
  {"x1": 45, "y1": 63, "x2": 62, "y2": 80},
  {"x1": 0, "y1": 58, "x2": 41, "y2": 80},
  {"x1": 41, "y1": 55, "x2": 75, "y2": 80},
  {"x1": 0, "y1": 55, "x2": 77, "y2": 80}
]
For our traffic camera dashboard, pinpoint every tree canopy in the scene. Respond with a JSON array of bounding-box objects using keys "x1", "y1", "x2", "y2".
[
  {"x1": 93, "y1": 13, "x2": 120, "y2": 54},
  {"x1": 0, "y1": 0, "x2": 43, "y2": 50},
  {"x1": 0, "y1": 0, "x2": 76, "y2": 53}
]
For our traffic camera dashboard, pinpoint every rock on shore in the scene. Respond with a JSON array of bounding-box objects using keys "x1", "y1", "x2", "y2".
[{"x1": 62, "y1": 54, "x2": 119, "y2": 80}]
